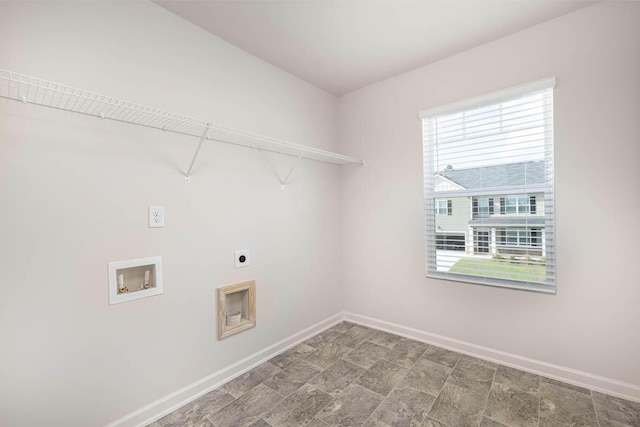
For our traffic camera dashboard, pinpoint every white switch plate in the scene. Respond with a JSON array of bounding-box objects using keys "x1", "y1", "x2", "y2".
[
  {"x1": 148, "y1": 206, "x2": 164, "y2": 228},
  {"x1": 235, "y1": 250, "x2": 250, "y2": 268}
]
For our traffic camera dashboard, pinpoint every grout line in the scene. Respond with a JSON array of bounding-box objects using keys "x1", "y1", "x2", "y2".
[
  {"x1": 310, "y1": 418, "x2": 331, "y2": 427},
  {"x1": 340, "y1": 330, "x2": 411, "y2": 426},
  {"x1": 425, "y1": 349, "x2": 461, "y2": 426},
  {"x1": 361, "y1": 337, "x2": 431, "y2": 426},
  {"x1": 363, "y1": 347, "x2": 411, "y2": 425},
  {"x1": 537, "y1": 391, "x2": 541, "y2": 427},
  {"x1": 441, "y1": 349, "x2": 461, "y2": 391},
  {"x1": 590, "y1": 389, "x2": 602, "y2": 427},
  {"x1": 342, "y1": 345, "x2": 384, "y2": 425},
  {"x1": 479, "y1": 363, "x2": 499, "y2": 425},
  {"x1": 204, "y1": 414, "x2": 216, "y2": 427},
  {"x1": 307, "y1": 389, "x2": 338, "y2": 427},
  {"x1": 537, "y1": 375, "x2": 542, "y2": 427},
  {"x1": 360, "y1": 403, "x2": 384, "y2": 426},
  {"x1": 256, "y1": 324, "x2": 353, "y2": 427},
  {"x1": 359, "y1": 383, "x2": 394, "y2": 427},
  {"x1": 291, "y1": 325, "x2": 353, "y2": 385}
]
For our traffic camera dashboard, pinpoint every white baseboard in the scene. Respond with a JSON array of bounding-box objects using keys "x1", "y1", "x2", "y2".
[
  {"x1": 344, "y1": 311, "x2": 640, "y2": 403},
  {"x1": 106, "y1": 312, "x2": 345, "y2": 427}
]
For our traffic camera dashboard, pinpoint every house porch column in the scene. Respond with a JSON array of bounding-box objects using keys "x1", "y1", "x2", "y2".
[{"x1": 490, "y1": 228, "x2": 497, "y2": 255}]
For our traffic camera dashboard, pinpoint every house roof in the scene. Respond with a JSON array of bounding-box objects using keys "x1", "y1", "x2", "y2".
[
  {"x1": 468, "y1": 217, "x2": 545, "y2": 227},
  {"x1": 438, "y1": 161, "x2": 546, "y2": 189}
]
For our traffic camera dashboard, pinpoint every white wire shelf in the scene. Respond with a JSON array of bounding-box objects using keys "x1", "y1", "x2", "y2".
[{"x1": 0, "y1": 69, "x2": 363, "y2": 179}]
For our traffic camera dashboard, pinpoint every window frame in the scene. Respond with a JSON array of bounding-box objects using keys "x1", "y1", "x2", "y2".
[
  {"x1": 505, "y1": 229, "x2": 531, "y2": 247},
  {"x1": 499, "y1": 228, "x2": 542, "y2": 248},
  {"x1": 421, "y1": 77, "x2": 556, "y2": 294},
  {"x1": 504, "y1": 195, "x2": 530, "y2": 214},
  {"x1": 435, "y1": 199, "x2": 452, "y2": 216},
  {"x1": 477, "y1": 198, "x2": 490, "y2": 215},
  {"x1": 435, "y1": 199, "x2": 448, "y2": 215}
]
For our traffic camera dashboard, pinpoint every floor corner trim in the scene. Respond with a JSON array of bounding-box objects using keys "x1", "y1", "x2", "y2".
[
  {"x1": 106, "y1": 312, "x2": 345, "y2": 427},
  {"x1": 344, "y1": 311, "x2": 640, "y2": 403}
]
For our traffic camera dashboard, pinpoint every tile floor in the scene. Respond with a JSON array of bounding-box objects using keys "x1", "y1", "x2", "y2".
[{"x1": 149, "y1": 322, "x2": 640, "y2": 427}]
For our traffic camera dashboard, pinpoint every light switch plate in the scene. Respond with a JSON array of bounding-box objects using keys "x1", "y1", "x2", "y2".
[
  {"x1": 235, "y1": 250, "x2": 250, "y2": 268},
  {"x1": 148, "y1": 206, "x2": 164, "y2": 228}
]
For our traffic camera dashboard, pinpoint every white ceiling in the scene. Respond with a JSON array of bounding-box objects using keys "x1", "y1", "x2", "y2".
[{"x1": 156, "y1": 1, "x2": 594, "y2": 95}]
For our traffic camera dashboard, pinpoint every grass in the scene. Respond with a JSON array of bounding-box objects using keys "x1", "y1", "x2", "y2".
[{"x1": 449, "y1": 257, "x2": 546, "y2": 283}]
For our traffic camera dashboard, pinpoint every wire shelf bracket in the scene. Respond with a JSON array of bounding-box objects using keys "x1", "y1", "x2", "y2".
[
  {"x1": 280, "y1": 152, "x2": 304, "y2": 189},
  {"x1": 185, "y1": 124, "x2": 210, "y2": 182},
  {"x1": 0, "y1": 69, "x2": 364, "y2": 183}
]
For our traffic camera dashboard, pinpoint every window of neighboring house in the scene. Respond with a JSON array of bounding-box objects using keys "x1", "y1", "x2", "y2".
[
  {"x1": 435, "y1": 199, "x2": 452, "y2": 215},
  {"x1": 478, "y1": 198, "x2": 490, "y2": 214},
  {"x1": 500, "y1": 195, "x2": 538, "y2": 215},
  {"x1": 473, "y1": 197, "x2": 492, "y2": 216},
  {"x1": 421, "y1": 78, "x2": 556, "y2": 293},
  {"x1": 500, "y1": 228, "x2": 542, "y2": 247},
  {"x1": 505, "y1": 196, "x2": 529, "y2": 214},
  {"x1": 436, "y1": 234, "x2": 465, "y2": 251},
  {"x1": 506, "y1": 229, "x2": 531, "y2": 246}
]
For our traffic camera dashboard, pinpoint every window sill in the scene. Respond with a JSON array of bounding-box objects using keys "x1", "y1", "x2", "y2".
[{"x1": 426, "y1": 271, "x2": 556, "y2": 294}]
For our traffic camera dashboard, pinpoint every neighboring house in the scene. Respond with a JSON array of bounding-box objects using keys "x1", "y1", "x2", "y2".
[{"x1": 434, "y1": 161, "x2": 546, "y2": 257}]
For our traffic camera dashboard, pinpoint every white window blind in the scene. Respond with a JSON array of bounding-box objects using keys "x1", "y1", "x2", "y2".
[{"x1": 421, "y1": 78, "x2": 556, "y2": 293}]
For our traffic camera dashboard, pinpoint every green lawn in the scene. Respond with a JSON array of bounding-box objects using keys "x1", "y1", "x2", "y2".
[{"x1": 449, "y1": 257, "x2": 546, "y2": 283}]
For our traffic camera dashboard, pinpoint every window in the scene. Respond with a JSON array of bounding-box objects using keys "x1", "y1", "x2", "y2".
[
  {"x1": 435, "y1": 199, "x2": 452, "y2": 215},
  {"x1": 504, "y1": 196, "x2": 529, "y2": 214},
  {"x1": 473, "y1": 197, "x2": 493, "y2": 217},
  {"x1": 474, "y1": 229, "x2": 490, "y2": 254},
  {"x1": 478, "y1": 198, "x2": 490, "y2": 214},
  {"x1": 436, "y1": 234, "x2": 465, "y2": 251},
  {"x1": 499, "y1": 195, "x2": 538, "y2": 215},
  {"x1": 503, "y1": 229, "x2": 540, "y2": 247},
  {"x1": 507, "y1": 230, "x2": 524, "y2": 245},
  {"x1": 422, "y1": 78, "x2": 556, "y2": 293}
]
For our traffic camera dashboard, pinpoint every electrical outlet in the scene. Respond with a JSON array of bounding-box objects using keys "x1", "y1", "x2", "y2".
[
  {"x1": 148, "y1": 206, "x2": 164, "y2": 228},
  {"x1": 235, "y1": 250, "x2": 250, "y2": 268}
]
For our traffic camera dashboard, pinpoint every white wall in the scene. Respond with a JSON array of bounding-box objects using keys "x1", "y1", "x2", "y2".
[
  {"x1": 340, "y1": 1, "x2": 640, "y2": 390},
  {"x1": 0, "y1": 2, "x2": 342, "y2": 426}
]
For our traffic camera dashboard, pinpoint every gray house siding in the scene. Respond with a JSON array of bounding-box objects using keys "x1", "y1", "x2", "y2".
[{"x1": 435, "y1": 196, "x2": 470, "y2": 233}]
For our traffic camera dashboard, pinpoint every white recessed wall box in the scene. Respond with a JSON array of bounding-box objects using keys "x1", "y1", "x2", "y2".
[
  {"x1": 217, "y1": 280, "x2": 256, "y2": 339},
  {"x1": 108, "y1": 256, "x2": 163, "y2": 305}
]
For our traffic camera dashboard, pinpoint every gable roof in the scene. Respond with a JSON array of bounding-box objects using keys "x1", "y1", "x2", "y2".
[{"x1": 437, "y1": 161, "x2": 546, "y2": 190}]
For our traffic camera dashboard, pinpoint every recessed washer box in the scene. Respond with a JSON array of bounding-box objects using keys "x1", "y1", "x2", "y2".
[{"x1": 108, "y1": 256, "x2": 163, "y2": 305}]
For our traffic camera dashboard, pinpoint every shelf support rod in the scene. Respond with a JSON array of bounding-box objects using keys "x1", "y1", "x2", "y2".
[
  {"x1": 281, "y1": 152, "x2": 304, "y2": 189},
  {"x1": 185, "y1": 124, "x2": 210, "y2": 182}
]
